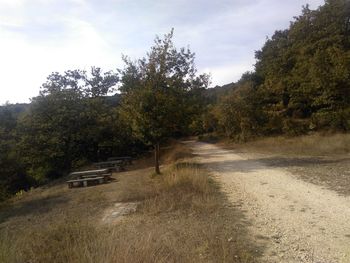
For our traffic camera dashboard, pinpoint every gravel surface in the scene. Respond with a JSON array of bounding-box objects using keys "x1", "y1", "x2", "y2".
[{"x1": 190, "y1": 141, "x2": 350, "y2": 263}]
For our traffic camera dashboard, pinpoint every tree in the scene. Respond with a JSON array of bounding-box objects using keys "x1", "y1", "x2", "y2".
[
  {"x1": 218, "y1": 72, "x2": 266, "y2": 141},
  {"x1": 17, "y1": 67, "x2": 121, "y2": 181},
  {"x1": 0, "y1": 104, "x2": 29, "y2": 199},
  {"x1": 222, "y1": 0, "x2": 350, "y2": 138},
  {"x1": 119, "y1": 29, "x2": 209, "y2": 174}
]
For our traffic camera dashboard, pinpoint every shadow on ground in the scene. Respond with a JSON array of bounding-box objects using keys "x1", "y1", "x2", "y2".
[{"x1": 0, "y1": 194, "x2": 68, "y2": 224}]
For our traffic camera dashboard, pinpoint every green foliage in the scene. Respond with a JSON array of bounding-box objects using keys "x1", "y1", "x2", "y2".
[
  {"x1": 15, "y1": 68, "x2": 137, "y2": 182},
  {"x1": 120, "y1": 30, "x2": 209, "y2": 144},
  {"x1": 0, "y1": 67, "x2": 141, "y2": 197},
  {"x1": 0, "y1": 104, "x2": 29, "y2": 200},
  {"x1": 216, "y1": 72, "x2": 266, "y2": 141},
  {"x1": 119, "y1": 29, "x2": 209, "y2": 173},
  {"x1": 216, "y1": 0, "x2": 350, "y2": 140}
]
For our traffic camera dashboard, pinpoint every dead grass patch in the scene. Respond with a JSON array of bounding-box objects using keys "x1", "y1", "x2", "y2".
[
  {"x1": 126, "y1": 140, "x2": 193, "y2": 171},
  {"x1": 223, "y1": 133, "x2": 350, "y2": 156},
  {"x1": 161, "y1": 140, "x2": 195, "y2": 164},
  {"x1": 140, "y1": 164, "x2": 217, "y2": 215}
]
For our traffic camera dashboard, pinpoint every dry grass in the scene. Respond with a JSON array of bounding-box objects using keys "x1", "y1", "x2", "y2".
[
  {"x1": 125, "y1": 140, "x2": 193, "y2": 171},
  {"x1": 224, "y1": 133, "x2": 350, "y2": 156},
  {"x1": 0, "y1": 142, "x2": 259, "y2": 263},
  {"x1": 141, "y1": 163, "x2": 216, "y2": 215},
  {"x1": 161, "y1": 140, "x2": 195, "y2": 164}
]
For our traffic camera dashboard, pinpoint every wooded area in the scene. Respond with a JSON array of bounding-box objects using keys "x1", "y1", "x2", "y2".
[
  {"x1": 1, "y1": 0, "x2": 349, "y2": 199},
  {"x1": 208, "y1": 0, "x2": 350, "y2": 140}
]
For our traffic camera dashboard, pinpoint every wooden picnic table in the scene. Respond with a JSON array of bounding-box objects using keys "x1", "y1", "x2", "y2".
[
  {"x1": 67, "y1": 168, "x2": 113, "y2": 188},
  {"x1": 93, "y1": 160, "x2": 125, "y2": 171}
]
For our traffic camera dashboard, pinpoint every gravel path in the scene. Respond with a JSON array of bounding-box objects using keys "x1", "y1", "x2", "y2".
[{"x1": 190, "y1": 141, "x2": 350, "y2": 263}]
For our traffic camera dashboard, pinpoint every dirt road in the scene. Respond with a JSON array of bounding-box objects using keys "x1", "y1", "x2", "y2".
[{"x1": 190, "y1": 141, "x2": 350, "y2": 263}]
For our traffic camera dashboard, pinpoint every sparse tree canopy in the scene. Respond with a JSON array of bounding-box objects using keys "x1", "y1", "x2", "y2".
[{"x1": 119, "y1": 29, "x2": 209, "y2": 174}]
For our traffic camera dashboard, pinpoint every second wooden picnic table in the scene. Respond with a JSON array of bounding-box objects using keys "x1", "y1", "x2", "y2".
[
  {"x1": 107, "y1": 156, "x2": 133, "y2": 165},
  {"x1": 93, "y1": 160, "x2": 125, "y2": 171}
]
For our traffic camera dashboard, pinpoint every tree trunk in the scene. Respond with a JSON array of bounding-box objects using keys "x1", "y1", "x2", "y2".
[{"x1": 154, "y1": 142, "x2": 161, "y2": 174}]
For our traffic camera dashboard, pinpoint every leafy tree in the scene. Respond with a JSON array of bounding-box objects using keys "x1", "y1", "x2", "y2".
[
  {"x1": 218, "y1": 0, "x2": 350, "y2": 140},
  {"x1": 218, "y1": 72, "x2": 266, "y2": 141},
  {"x1": 119, "y1": 29, "x2": 209, "y2": 174},
  {"x1": 255, "y1": 0, "x2": 350, "y2": 132},
  {"x1": 0, "y1": 104, "x2": 29, "y2": 199},
  {"x1": 17, "y1": 68, "x2": 122, "y2": 182}
]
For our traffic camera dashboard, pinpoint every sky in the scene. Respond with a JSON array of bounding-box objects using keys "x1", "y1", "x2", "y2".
[{"x1": 0, "y1": 0, "x2": 325, "y2": 104}]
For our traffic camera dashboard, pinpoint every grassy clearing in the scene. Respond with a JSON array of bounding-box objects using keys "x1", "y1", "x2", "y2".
[
  {"x1": 0, "y1": 142, "x2": 259, "y2": 263},
  {"x1": 223, "y1": 133, "x2": 350, "y2": 156}
]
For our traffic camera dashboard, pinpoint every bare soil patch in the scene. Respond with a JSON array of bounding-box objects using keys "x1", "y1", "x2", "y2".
[{"x1": 101, "y1": 202, "x2": 139, "y2": 224}]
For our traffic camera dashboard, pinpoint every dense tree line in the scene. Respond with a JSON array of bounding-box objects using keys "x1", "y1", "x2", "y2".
[
  {"x1": 209, "y1": 0, "x2": 350, "y2": 140},
  {"x1": 0, "y1": 68, "x2": 142, "y2": 199}
]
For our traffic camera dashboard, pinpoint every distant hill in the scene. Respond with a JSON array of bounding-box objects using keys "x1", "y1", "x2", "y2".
[
  {"x1": 0, "y1": 103, "x2": 29, "y2": 116},
  {"x1": 0, "y1": 103, "x2": 28, "y2": 111},
  {"x1": 204, "y1": 82, "x2": 236, "y2": 102},
  {"x1": 104, "y1": 93, "x2": 121, "y2": 107}
]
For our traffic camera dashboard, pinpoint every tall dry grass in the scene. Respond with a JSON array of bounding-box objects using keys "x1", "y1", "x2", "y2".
[
  {"x1": 2, "y1": 220, "x2": 190, "y2": 263},
  {"x1": 0, "y1": 162, "x2": 257, "y2": 263},
  {"x1": 232, "y1": 133, "x2": 350, "y2": 156},
  {"x1": 141, "y1": 163, "x2": 217, "y2": 215}
]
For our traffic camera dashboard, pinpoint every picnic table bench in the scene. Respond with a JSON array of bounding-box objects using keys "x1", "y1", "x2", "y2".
[
  {"x1": 67, "y1": 177, "x2": 104, "y2": 188},
  {"x1": 93, "y1": 160, "x2": 125, "y2": 171},
  {"x1": 107, "y1": 156, "x2": 133, "y2": 165}
]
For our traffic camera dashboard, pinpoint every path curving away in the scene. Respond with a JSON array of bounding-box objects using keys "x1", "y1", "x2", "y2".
[{"x1": 189, "y1": 141, "x2": 350, "y2": 263}]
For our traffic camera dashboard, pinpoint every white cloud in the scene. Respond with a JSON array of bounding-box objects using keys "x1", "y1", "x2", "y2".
[
  {"x1": 0, "y1": 0, "x2": 326, "y2": 104},
  {"x1": 203, "y1": 61, "x2": 255, "y2": 87},
  {"x1": 0, "y1": 0, "x2": 25, "y2": 8},
  {"x1": 0, "y1": 16, "x2": 122, "y2": 103}
]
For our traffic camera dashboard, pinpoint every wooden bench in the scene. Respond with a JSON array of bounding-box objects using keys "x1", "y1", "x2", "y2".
[
  {"x1": 80, "y1": 173, "x2": 112, "y2": 182},
  {"x1": 67, "y1": 177, "x2": 104, "y2": 188},
  {"x1": 93, "y1": 160, "x2": 125, "y2": 172}
]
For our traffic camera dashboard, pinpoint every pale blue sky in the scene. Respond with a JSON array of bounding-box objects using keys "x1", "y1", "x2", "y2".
[{"x1": 0, "y1": 0, "x2": 324, "y2": 104}]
